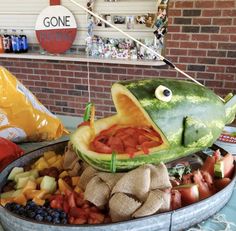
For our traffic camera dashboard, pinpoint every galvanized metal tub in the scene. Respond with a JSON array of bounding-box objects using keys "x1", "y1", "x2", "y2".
[{"x1": 0, "y1": 141, "x2": 235, "y2": 231}]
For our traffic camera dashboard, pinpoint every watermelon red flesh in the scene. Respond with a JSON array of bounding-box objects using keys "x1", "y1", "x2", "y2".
[{"x1": 90, "y1": 125, "x2": 163, "y2": 158}]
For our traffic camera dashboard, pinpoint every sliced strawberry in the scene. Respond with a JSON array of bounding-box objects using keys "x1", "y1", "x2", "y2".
[{"x1": 171, "y1": 189, "x2": 182, "y2": 210}]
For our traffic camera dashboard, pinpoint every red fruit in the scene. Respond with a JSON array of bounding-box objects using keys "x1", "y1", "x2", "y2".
[
  {"x1": 69, "y1": 207, "x2": 84, "y2": 218},
  {"x1": 68, "y1": 216, "x2": 75, "y2": 224},
  {"x1": 175, "y1": 184, "x2": 199, "y2": 206},
  {"x1": 222, "y1": 154, "x2": 234, "y2": 178},
  {"x1": 201, "y1": 156, "x2": 216, "y2": 177},
  {"x1": 73, "y1": 217, "x2": 87, "y2": 225},
  {"x1": 68, "y1": 192, "x2": 76, "y2": 208},
  {"x1": 182, "y1": 173, "x2": 193, "y2": 185},
  {"x1": 214, "y1": 178, "x2": 231, "y2": 191},
  {"x1": 50, "y1": 199, "x2": 62, "y2": 210},
  {"x1": 93, "y1": 135, "x2": 112, "y2": 154},
  {"x1": 193, "y1": 170, "x2": 213, "y2": 200},
  {"x1": 63, "y1": 200, "x2": 70, "y2": 213},
  {"x1": 171, "y1": 189, "x2": 182, "y2": 210},
  {"x1": 108, "y1": 136, "x2": 124, "y2": 153}
]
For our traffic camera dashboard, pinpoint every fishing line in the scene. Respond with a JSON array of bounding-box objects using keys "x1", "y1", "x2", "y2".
[{"x1": 68, "y1": 0, "x2": 224, "y2": 101}]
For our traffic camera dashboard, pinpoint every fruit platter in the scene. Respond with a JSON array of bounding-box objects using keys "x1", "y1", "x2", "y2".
[{"x1": 0, "y1": 140, "x2": 235, "y2": 231}]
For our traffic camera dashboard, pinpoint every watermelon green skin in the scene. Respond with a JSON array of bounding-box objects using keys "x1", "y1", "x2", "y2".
[{"x1": 70, "y1": 79, "x2": 236, "y2": 172}]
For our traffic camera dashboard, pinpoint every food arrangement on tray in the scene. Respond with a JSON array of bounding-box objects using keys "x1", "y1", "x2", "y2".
[{"x1": 0, "y1": 142, "x2": 235, "y2": 226}]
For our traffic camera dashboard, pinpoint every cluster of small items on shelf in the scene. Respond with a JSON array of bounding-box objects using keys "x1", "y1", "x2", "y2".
[
  {"x1": 85, "y1": 0, "x2": 168, "y2": 60},
  {"x1": 0, "y1": 29, "x2": 28, "y2": 54}
]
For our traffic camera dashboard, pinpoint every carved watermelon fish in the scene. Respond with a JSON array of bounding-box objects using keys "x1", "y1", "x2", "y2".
[{"x1": 70, "y1": 79, "x2": 236, "y2": 172}]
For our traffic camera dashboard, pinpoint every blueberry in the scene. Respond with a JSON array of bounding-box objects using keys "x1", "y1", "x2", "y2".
[
  {"x1": 18, "y1": 207, "x2": 25, "y2": 215},
  {"x1": 35, "y1": 214, "x2": 44, "y2": 222},
  {"x1": 52, "y1": 217, "x2": 60, "y2": 224},
  {"x1": 51, "y1": 211, "x2": 60, "y2": 218},
  {"x1": 5, "y1": 203, "x2": 13, "y2": 211},
  {"x1": 14, "y1": 204, "x2": 21, "y2": 210},
  {"x1": 60, "y1": 212, "x2": 67, "y2": 219},
  {"x1": 45, "y1": 215, "x2": 52, "y2": 222},
  {"x1": 28, "y1": 211, "x2": 36, "y2": 218},
  {"x1": 61, "y1": 218, "x2": 68, "y2": 224}
]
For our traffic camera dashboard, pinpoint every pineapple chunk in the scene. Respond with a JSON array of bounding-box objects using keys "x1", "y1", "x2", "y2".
[
  {"x1": 22, "y1": 180, "x2": 37, "y2": 193},
  {"x1": 43, "y1": 151, "x2": 56, "y2": 160},
  {"x1": 72, "y1": 176, "x2": 80, "y2": 186},
  {"x1": 35, "y1": 161, "x2": 49, "y2": 171},
  {"x1": 51, "y1": 159, "x2": 63, "y2": 170},
  {"x1": 47, "y1": 156, "x2": 57, "y2": 165},
  {"x1": 16, "y1": 176, "x2": 35, "y2": 189},
  {"x1": 59, "y1": 171, "x2": 69, "y2": 178},
  {"x1": 7, "y1": 167, "x2": 24, "y2": 181}
]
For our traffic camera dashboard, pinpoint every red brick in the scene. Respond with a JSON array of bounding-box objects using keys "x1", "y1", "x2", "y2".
[
  {"x1": 127, "y1": 69, "x2": 143, "y2": 76},
  {"x1": 180, "y1": 42, "x2": 198, "y2": 48},
  {"x1": 168, "y1": 26, "x2": 181, "y2": 33},
  {"x1": 215, "y1": 1, "x2": 235, "y2": 8},
  {"x1": 215, "y1": 73, "x2": 235, "y2": 81},
  {"x1": 41, "y1": 76, "x2": 54, "y2": 81},
  {"x1": 198, "y1": 42, "x2": 217, "y2": 49},
  {"x1": 221, "y1": 27, "x2": 236, "y2": 34},
  {"x1": 35, "y1": 81, "x2": 47, "y2": 87},
  {"x1": 230, "y1": 35, "x2": 236, "y2": 41},
  {"x1": 192, "y1": 34, "x2": 209, "y2": 41},
  {"x1": 39, "y1": 63, "x2": 53, "y2": 69},
  {"x1": 206, "y1": 66, "x2": 225, "y2": 73},
  {"x1": 48, "y1": 82, "x2": 61, "y2": 88},
  {"x1": 210, "y1": 34, "x2": 229, "y2": 42},
  {"x1": 179, "y1": 57, "x2": 197, "y2": 63},
  {"x1": 175, "y1": 1, "x2": 193, "y2": 8},
  {"x1": 217, "y1": 58, "x2": 236, "y2": 65},
  {"x1": 205, "y1": 80, "x2": 224, "y2": 87},
  {"x1": 169, "y1": 49, "x2": 188, "y2": 56},
  {"x1": 172, "y1": 33, "x2": 190, "y2": 41},
  {"x1": 222, "y1": 10, "x2": 236, "y2": 17},
  {"x1": 213, "y1": 18, "x2": 232, "y2": 25},
  {"x1": 166, "y1": 41, "x2": 180, "y2": 48},
  {"x1": 168, "y1": 9, "x2": 182, "y2": 17},
  {"x1": 195, "y1": 1, "x2": 214, "y2": 8},
  {"x1": 226, "y1": 66, "x2": 236, "y2": 73},
  {"x1": 188, "y1": 50, "x2": 207, "y2": 57},
  {"x1": 224, "y1": 81, "x2": 236, "y2": 88},
  {"x1": 193, "y1": 18, "x2": 211, "y2": 25},
  {"x1": 196, "y1": 72, "x2": 215, "y2": 80},
  {"x1": 47, "y1": 70, "x2": 60, "y2": 76},
  {"x1": 202, "y1": 10, "x2": 221, "y2": 17},
  {"x1": 143, "y1": 69, "x2": 161, "y2": 76}
]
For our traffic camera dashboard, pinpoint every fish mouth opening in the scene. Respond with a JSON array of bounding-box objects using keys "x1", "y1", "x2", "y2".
[{"x1": 85, "y1": 84, "x2": 169, "y2": 157}]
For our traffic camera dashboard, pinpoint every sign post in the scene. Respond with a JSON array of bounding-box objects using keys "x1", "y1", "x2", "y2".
[{"x1": 35, "y1": 1, "x2": 77, "y2": 54}]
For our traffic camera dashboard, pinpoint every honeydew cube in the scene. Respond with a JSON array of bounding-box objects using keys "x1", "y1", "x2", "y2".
[
  {"x1": 14, "y1": 171, "x2": 32, "y2": 182},
  {"x1": 16, "y1": 176, "x2": 35, "y2": 189},
  {"x1": 7, "y1": 167, "x2": 24, "y2": 181},
  {"x1": 43, "y1": 151, "x2": 56, "y2": 160},
  {"x1": 40, "y1": 176, "x2": 56, "y2": 193},
  {"x1": 30, "y1": 169, "x2": 39, "y2": 178},
  {"x1": 0, "y1": 191, "x2": 15, "y2": 199}
]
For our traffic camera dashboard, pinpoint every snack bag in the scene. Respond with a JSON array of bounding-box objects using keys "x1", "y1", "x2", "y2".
[{"x1": 0, "y1": 66, "x2": 68, "y2": 142}]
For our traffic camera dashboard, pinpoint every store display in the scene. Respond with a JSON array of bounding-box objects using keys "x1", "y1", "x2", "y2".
[{"x1": 0, "y1": 67, "x2": 67, "y2": 142}]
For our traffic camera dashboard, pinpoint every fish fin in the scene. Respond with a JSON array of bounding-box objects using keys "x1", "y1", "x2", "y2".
[
  {"x1": 183, "y1": 116, "x2": 213, "y2": 148},
  {"x1": 224, "y1": 95, "x2": 236, "y2": 125}
]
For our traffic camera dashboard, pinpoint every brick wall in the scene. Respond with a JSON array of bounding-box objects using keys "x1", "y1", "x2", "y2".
[{"x1": 0, "y1": 0, "x2": 236, "y2": 123}]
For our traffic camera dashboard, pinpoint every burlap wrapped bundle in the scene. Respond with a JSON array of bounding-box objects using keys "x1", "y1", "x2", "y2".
[
  {"x1": 145, "y1": 163, "x2": 172, "y2": 190},
  {"x1": 111, "y1": 166, "x2": 151, "y2": 201},
  {"x1": 79, "y1": 166, "x2": 98, "y2": 191},
  {"x1": 84, "y1": 176, "x2": 110, "y2": 207},
  {"x1": 109, "y1": 193, "x2": 142, "y2": 222},
  {"x1": 83, "y1": 163, "x2": 172, "y2": 222},
  {"x1": 96, "y1": 172, "x2": 124, "y2": 190},
  {"x1": 132, "y1": 190, "x2": 163, "y2": 218}
]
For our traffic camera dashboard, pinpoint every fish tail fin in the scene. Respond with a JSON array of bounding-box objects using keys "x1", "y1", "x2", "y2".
[{"x1": 224, "y1": 94, "x2": 236, "y2": 124}]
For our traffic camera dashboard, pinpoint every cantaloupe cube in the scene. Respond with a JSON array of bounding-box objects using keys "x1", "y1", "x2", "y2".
[
  {"x1": 22, "y1": 180, "x2": 37, "y2": 193},
  {"x1": 74, "y1": 185, "x2": 81, "y2": 194},
  {"x1": 58, "y1": 178, "x2": 72, "y2": 195},
  {"x1": 24, "y1": 189, "x2": 47, "y2": 200},
  {"x1": 13, "y1": 194, "x2": 27, "y2": 206},
  {"x1": 72, "y1": 176, "x2": 80, "y2": 186},
  {"x1": 0, "y1": 198, "x2": 14, "y2": 206},
  {"x1": 33, "y1": 197, "x2": 45, "y2": 206}
]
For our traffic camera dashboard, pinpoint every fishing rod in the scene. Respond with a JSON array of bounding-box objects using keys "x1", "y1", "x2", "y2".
[{"x1": 68, "y1": 0, "x2": 225, "y2": 101}]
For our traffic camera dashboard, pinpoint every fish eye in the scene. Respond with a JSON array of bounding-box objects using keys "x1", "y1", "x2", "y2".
[{"x1": 155, "y1": 85, "x2": 172, "y2": 102}]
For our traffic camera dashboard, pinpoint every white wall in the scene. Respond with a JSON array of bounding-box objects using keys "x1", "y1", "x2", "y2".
[{"x1": 0, "y1": 0, "x2": 157, "y2": 46}]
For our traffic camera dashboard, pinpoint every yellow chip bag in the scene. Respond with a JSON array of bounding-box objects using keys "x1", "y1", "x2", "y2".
[{"x1": 0, "y1": 66, "x2": 68, "y2": 142}]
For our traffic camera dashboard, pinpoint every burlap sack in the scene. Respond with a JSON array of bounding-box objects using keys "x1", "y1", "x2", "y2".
[
  {"x1": 96, "y1": 172, "x2": 124, "y2": 190},
  {"x1": 79, "y1": 166, "x2": 98, "y2": 190},
  {"x1": 84, "y1": 176, "x2": 110, "y2": 207},
  {"x1": 145, "y1": 163, "x2": 172, "y2": 190},
  {"x1": 109, "y1": 193, "x2": 141, "y2": 222},
  {"x1": 63, "y1": 144, "x2": 79, "y2": 170},
  {"x1": 154, "y1": 189, "x2": 171, "y2": 212},
  {"x1": 132, "y1": 190, "x2": 163, "y2": 218},
  {"x1": 111, "y1": 166, "x2": 151, "y2": 201}
]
